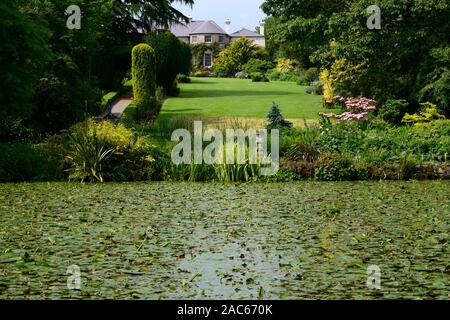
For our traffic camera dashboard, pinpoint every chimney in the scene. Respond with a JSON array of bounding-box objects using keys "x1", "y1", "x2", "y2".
[
  {"x1": 225, "y1": 19, "x2": 231, "y2": 34},
  {"x1": 187, "y1": 15, "x2": 193, "y2": 23},
  {"x1": 259, "y1": 21, "x2": 265, "y2": 36}
]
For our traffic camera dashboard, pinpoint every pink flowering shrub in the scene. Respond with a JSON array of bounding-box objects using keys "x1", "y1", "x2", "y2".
[{"x1": 319, "y1": 97, "x2": 377, "y2": 122}]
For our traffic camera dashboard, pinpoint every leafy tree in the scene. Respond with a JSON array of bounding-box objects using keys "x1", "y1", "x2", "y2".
[
  {"x1": 243, "y1": 58, "x2": 273, "y2": 74},
  {"x1": 114, "y1": 0, "x2": 194, "y2": 34},
  {"x1": 416, "y1": 47, "x2": 450, "y2": 115},
  {"x1": 261, "y1": 0, "x2": 350, "y2": 66},
  {"x1": 0, "y1": 0, "x2": 50, "y2": 132},
  {"x1": 213, "y1": 38, "x2": 262, "y2": 76},
  {"x1": 0, "y1": 0, "x2": 194, "y2": 136},
  {"x1": 321, "y1": 0, "x2": 450, "y2": 114},
  {"x1": 262, "y1": 0, "x2": 450, "y2": 116}
]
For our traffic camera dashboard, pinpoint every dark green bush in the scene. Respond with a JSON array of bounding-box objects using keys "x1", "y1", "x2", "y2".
[
  {"x1": 179, "y1": 41, "x2": 193, "y2": 76},
  {"x1": 243, "y1": 58, "x2": 273, "y2": 74},
  {"x1": 146, "y1": 31, "x2": 192, "y2": 95},
  {"x1": 136, "y1": 96, "x2": 163, "y2": 123},
  {"x1": 0, "y1": 117, "x2": 35, "y2": 142},
  {"x1": 32, "y1": 75, "x2": 102, "y2": 135},
  {"x1": 132, "y1": 43, "x2": 156, "y2": 107},
  {"x1": 298, "y1": 67, "x2": 319, "y2": 85},
  {"x1": 169, "y1": 80, "x2": 181, "y2": 97},
  {"x1": 378, "y1": 99, "x2": 410, "y2": 125},
  {"x1": 315, "y1": 152, "x2": 361, "y2": 181},
  {"x1": 267, "y1": 70, "x2": 282, "y2": 81},
  {"x1": 251, "y1": 72, "x2": 269, "y2": 82},
  {"x1": 193, "y1": 69, "x2": 212, "y2": 78},
  {"x1": 279, "y1": 72, "x2": 299, "y2": 82},
  {"x1": 268, "y1": 68, "x2": 304, "y2": 82},
  {"x1": 176, "y1": 74, "x2": 191, "y2": 83},
  {"x1": 0, "y1": 143, "x2": 61, "y2": 182},
  {"x1": 305, "y1": 82, "x2": 323, "y2": 95},
  {"x1": 285, "y1": 141, "x2": 320, "y2": 163}
]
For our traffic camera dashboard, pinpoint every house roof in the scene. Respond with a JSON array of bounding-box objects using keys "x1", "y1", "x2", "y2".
[
  {"x1": 170, "y1": 21, "x2": 203, "y2": 38},
  {"x1": 191, "y1": 20, "x2": 228, "y2": 35},
  {"x1": 170, "y1": 20, "x2": 228, "y2": 37},
  {"x1": 230, "y1": 28, "x2": 263, "y2": 38}
]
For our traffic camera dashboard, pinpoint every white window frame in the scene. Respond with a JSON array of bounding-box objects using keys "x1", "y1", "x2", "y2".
[
  {"x1": 204, "y1": 35, "x2": 212, "y2": 43},
  {"x1": 192, "y1": 35, "x2": 198, "y2": 43},
  {"x1": 204, "y1": 52, "x2": 212, "y2": 67},
  {"x1": 219, "y1": 35, "x2": 225, "y2": 43}
]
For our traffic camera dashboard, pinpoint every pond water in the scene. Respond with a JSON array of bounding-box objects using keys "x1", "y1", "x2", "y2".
[{"x1": 0, "y1": 181, "x2": 448, "y2": 299}]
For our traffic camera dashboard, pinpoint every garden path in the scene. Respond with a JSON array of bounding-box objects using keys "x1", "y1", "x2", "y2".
[{"x1": 111, "y1": 97, "x2": 133, "y2": 118}]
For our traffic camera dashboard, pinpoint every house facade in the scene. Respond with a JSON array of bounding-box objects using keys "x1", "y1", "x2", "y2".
[{"x1": 170, "y1": 18, "x2": 265, "y2": 68}]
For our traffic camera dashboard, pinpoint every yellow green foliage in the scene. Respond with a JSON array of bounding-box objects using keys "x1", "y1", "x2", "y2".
[
  {"x1": 213, "y1": 38, "x2": 259, "y2": 75},
  {"x1": 402, "y1": 102, "x2": 446, "y2": 127},
  {"x1": 70, "y1": 119, "x2": 151, "y2": 153},
  {"x1": 320, "y1": 69, "x2": 334, "y2": 101},
  {"x1": 64, "y1": 119, "x2": 154, "y2": 182},
  {"x1": 329, "y1": 58, "x2": 366, "y2": 93},
  {"x1": 276, "y1": 58, "x2": 298, "y2": 73}
]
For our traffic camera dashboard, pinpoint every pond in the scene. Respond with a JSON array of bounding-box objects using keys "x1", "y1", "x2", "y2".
[{"x1": 0, "y1": 181, "x2": 448, "y2": 299}]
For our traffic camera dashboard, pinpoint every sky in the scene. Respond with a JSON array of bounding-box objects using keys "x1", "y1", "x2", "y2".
[{"x1": 172, "y1": 0, "x2": 267, "y2": 33}]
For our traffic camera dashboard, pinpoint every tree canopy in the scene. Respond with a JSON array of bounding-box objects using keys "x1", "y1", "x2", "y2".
[
  {"x1": 262, "y1": 0, "x2": 450, "y2": 115},
  {"x1": 213, "y1": 38, "x2": 266, "y2": 76},
  {"x1": 1, "y1": 0, "x2": 193, "y2": 138},
  {"x1": 114, "y1": 0, "x2": 194, "y2": 34}
]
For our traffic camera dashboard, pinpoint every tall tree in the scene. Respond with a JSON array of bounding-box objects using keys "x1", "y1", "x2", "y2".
[
  {"x1": 261, "y1": 0, "x2": 351, "y2": 66},
  {"x1": 1, "y1": 0, "x2": 195, "y2": 136},
  {"x1": 0, "y1": 0, "x2": 50, "y2": 122},
  {"x1": 262, "y1": 0, "x2": 450, "y2": 114},
  {"x1": 114, "y1": 0, "x2": 194, "y2": 34}
]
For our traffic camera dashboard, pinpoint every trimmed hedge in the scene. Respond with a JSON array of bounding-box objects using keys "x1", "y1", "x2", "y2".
[
  {"x1": 146, "y1": 31, "x2": 192, "y2": 96},
  {"x1": 131, "y1": 44, "x2": 156, "y2": 107}
]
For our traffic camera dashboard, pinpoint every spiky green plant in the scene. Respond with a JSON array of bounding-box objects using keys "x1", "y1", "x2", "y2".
[
  {"x1": 65, "y1": 126, "x2": 115, "y2": 183},
  {"x1": 214, "y1": 142, "x2": 263, "y2": 182}
]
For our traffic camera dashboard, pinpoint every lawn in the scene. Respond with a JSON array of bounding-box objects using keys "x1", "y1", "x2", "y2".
[
  {"x1": 162, "y1": 77, "x2": 326, "y2": 121},
  {"x1": 0, "y1": 181, "x2": 448, "y2": 299}
]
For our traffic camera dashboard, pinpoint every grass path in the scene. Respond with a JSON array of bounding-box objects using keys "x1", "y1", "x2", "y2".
[{"x1": 162, "y1": 77, "x2": 329, "y2": 121}]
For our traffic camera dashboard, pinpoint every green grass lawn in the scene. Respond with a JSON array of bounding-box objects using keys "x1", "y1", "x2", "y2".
[
  {"x1": 162, "y1": 77, "x2": 327, "y2": 121},
  {"x1": 0, "y1": 181, "x2": 448, "y2": 299}
]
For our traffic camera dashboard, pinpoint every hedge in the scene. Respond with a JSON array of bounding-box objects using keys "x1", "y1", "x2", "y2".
[{"x1": 131, "y1": 43, "x2": 156, "y2": 106}]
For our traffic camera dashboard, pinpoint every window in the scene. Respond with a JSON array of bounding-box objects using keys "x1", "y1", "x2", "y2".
[
  {"x1": 219, "y1": 35, "x2": 225, "y2": 43},
  {"x1": 204, "y1": 35, "x2": 212, "y2": 43},
  {"x1": 204, "y1": 53, "x2": 212, "y2": 67},
  {"x1": 192, "y1": 36, "x2": 198, "y2": 43}
]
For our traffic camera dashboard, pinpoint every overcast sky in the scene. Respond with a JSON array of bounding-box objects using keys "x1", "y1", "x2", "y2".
[{"x1": 172, "y1": 0, "x2": 267, "y2": 33}]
